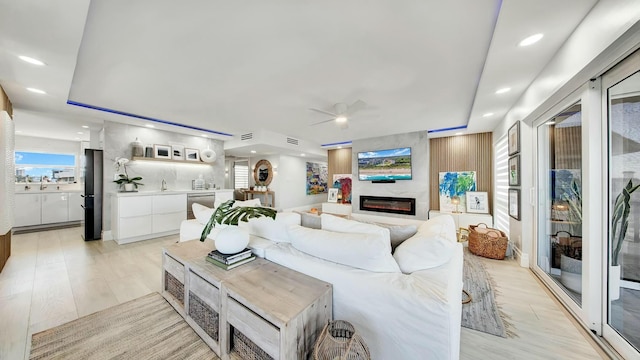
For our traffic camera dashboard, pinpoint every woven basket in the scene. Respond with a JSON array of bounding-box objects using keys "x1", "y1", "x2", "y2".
[
  {"x1": 233, "y1": 328, "x2": 274, "y2": 360},
  {"x1": 313, "y1": 320, "x2": 370, "y2": 360},
  {"x1": 468, "y1": 223, "x2": 508, "y2": 260},
  {"x1": 164, "y1": 271, "x2": 184, "y2": 305},
  {"x1": 188, "y1": 291, "x2": 219, "y2": 341}
]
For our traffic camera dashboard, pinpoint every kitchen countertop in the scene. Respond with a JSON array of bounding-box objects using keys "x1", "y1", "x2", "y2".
[
  {"x1": 15, "y1": 189, "x2": 84, "y2": 194},
  {"x1": 112, "y1": 189, "x2": 233, "y2": 197}
]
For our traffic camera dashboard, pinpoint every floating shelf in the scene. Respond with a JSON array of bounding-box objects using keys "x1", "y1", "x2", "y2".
[{"x1": 131, "y1": 157, "x2": 211, "y2": 165}]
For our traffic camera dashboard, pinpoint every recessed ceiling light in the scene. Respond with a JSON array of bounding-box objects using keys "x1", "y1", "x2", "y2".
[
  {"x1": 482, "y1": 112, "x2": 494, "y2": 117},
  {"x1": 547, "y1": 121, "x2": 556, "y2": 125},
  {"x1": 250, "y1": 150, "x2": 256, "y2": 154},
  {"x1": 337, "y1": 146, "x2": 342, "y2": 149},
  {"x1": 519, "y1": 33, "x2": 544, "y2": 47},
  {"x1": 200, "y1": 134, "x2": 208, "y2": 137},
  {"x1": 495, "y1": 87, "x2": 511, "y2": 94},
  {"x1": 81, "y1": 125, "x2": 89, "y2": 129},
  {"x1": 455, "y1": 132, "x2": 463, "y2": 136},
  {"x1": 26, "y1": 87, "x2": 46, "y2": 95},
  {"x1": 77, "y1": 132, "x2": 83, "y2": 135},
  {"x1": 145, "y1": 124, "x2": 155, "y2": 128},
  {"x1": 301, "y1": 153, "x2": 306, "y2": 157},
  {"x1": 18, "y1": 55, "x2": 46, "y2": 66},
  {"x1": 335, "y1": 116, "x2": 347, "y2": 123}
]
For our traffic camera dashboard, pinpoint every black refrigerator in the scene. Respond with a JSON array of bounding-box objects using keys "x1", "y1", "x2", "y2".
[{"x1": 82, "y1": 149, "x2": 103, "y2": 241}]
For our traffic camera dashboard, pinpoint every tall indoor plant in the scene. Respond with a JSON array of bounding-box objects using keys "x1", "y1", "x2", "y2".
[
  {"x1": 558, "y1": 179, "x2": 583, "y2": 293},
  {"x1": 610, "y1": 179, "x2": 640, "y2": 299},
  {"x1": 200, "y1": 200, "x2": 276, "y2": 254}
]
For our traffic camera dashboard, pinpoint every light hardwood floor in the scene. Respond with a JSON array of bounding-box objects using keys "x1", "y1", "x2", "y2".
[{"x1": 0, "y1": 227, "x2": 608, "y2": 359}]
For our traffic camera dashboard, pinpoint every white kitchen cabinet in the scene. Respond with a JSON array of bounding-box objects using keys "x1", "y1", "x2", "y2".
[
  {"x1": 14, "y1": 193, "x2": 42, "y2": 227},
  {"x1": 41, "y1": 193, "x2": 69, "y2": 224},
  {"x1": 68, "y1": 192, "x2": 84, "y2": 222},
  {"x1": 112, "y1": 193, "x2": 186, "y2": 244},
  {"x1": 152, "y1": 194, "x2": 186, "y2": 234}
]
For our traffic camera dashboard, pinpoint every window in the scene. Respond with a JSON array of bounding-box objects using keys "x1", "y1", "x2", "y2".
[
  {"x1": 15, "y1": 151, "x2": 76, "y2": 183},
  {"x1": 234, "y1": 161, "x2": 249, "y2": 189}
]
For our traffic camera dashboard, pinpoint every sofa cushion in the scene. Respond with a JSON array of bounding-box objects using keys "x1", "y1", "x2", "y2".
[
  {"x1": 373, "y1": 223, "x2": 418, "y2": 252},
  {"x1": 416, "y1": 215, "x2": 457, "y2": 243},
  {"x1": 393, "y1": 234, "x2": 456, "y2": 273},
  {"x1": 287, "y1": 225, "x2": 400, "y2": 273},
  {"x1": 248, "y1": 212, "x2": 301, "y2": 243},
  {"x1": 320, "y1": 214, "x2": 391, "y2": 252},
  {"x1": 192, "y1": 203, "x2": 214, "y2": 225}
]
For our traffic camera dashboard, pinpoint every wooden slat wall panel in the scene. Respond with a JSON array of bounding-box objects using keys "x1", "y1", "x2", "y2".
[
  {"x1": 429, "y1": 133, "x2": 493, "y2": 212},
  {"x1": 0, "y1": 232, "x2": 10, "y2": 272},
  {"x1": 553, "y1": 126, "x2": 581, "y2": 170},
  {"x1": 0, "y1": 85, "x2": 12, "y2": 116},
  {"x1": 328, "y1": 148, "x2": 352, "y2": 184}
]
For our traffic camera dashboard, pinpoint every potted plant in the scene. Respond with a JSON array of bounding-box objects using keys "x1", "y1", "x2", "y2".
[
  {"x1": 113, "y1": 157, "x2": 143, "y2": 191},
  {"x1": 557, "y1": 179, "x2": 583, "y2": 293},
  {"x1": 610, "y1": 179, "x2": 640, "y2": 300},
  {"x1": 200, "y1": 200, "x2": 276, "y2": 254}
]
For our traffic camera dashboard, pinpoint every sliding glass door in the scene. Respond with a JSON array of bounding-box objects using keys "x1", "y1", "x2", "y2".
[
  {"x1": 604, "y1": 50, "x2": 640, "y2": 357},
  {"x1": 537, "y1": 102, "x2": 583, "y2": 306}
]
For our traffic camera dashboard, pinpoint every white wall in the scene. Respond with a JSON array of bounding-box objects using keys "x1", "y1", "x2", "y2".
[
  {"x1": 493, "y1": 0, "x2": 640, "y2": 266},
  {"x1": 351, "y1": 131, "x2": 429, "y2": 220},
  {"x1": 276, "y1": 155, "x2": 327, "y2": 210}
]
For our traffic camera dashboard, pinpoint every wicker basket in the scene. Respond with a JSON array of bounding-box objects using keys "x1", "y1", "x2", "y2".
[
  {"x1": 468, "y1": 223, "x2": 508, "y2": 260},
  {"x1": 233, "y1": 328, "x2": 274, "y2": 360},
  {"x1": 313, "y1": 320, "x2": 370, "y2": 360},
  {"x1": 188, "y1": 291, "x2": 219, "y2": 341},
  {"x1": 164, "y1": 271, "x2": 184, "y2": 305}
]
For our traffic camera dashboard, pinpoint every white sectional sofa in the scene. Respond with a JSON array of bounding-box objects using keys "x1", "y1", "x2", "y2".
[{"x1": 179, "y1": 205, "x2": 463, "y2": 360}]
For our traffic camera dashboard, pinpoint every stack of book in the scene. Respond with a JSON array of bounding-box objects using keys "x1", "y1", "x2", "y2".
[{"x1": 205, "y1": 248, "x2": 255, "y2": 270}]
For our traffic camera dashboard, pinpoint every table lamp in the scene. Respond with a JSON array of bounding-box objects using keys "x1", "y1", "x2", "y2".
[{"x1": 451, "y1": 196, "x2": 461, "y2": 213}]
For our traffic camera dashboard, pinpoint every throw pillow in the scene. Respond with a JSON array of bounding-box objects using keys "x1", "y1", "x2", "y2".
[
  {"x1": 192, "y1": 203, "x2": 214, "y2": 225},
  {"x1": 249, "y1": 212, "x2": 301, "y2": 243},
  {"x1": 417, "y1": 215, "x2": 457, "y2": 243},
  {"x1": 287, "y1": 225, "x2": 401, "y2": 273},
  {"x1": 393, "y1": 234, "x2": 457, "y2": 274},
  {"x1": 320, "y1": 214, "x2": 391, "y2": 252}
]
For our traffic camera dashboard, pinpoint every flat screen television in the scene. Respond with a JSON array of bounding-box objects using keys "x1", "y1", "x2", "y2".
[{"x1": 357, "y1": 147, "x2": 412, "y2": 181}]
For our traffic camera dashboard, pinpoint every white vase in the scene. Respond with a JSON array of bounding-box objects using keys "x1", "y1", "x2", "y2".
[
  {"x1": 124, "y1": 183, "x2": 134, "y2": 192},
  {"x1": 214, "y1": 226, "x2": 249, "y2": 254},
  {"x1": 610, "y1": 265, "x2": 621, "y2": 301}
]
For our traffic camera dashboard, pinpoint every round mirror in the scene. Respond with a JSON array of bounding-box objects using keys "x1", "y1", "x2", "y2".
[{"x1": 253, "y1": 159, "x2": 273, "y2": 186}]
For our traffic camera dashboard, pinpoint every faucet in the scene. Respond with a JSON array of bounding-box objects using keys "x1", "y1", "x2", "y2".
[{"x1": 161, "y1": 179, "x2": 167, "y2": 191}]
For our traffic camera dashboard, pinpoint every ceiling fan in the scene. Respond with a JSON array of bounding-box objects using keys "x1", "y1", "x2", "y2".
[{"x1": 309, "y1": 100, "x2": 366, "y2": 130}]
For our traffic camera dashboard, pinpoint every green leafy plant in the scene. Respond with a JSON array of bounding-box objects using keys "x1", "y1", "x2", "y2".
[
  {"x1": 113, "y1": 157, "x2": 143, "y2": 189},
  {"x1": 200, "y1": 200, "x2": 277, "y2": 242},
  {"x1": 612, "y1": 179, "x2": 640, "y2": 266}
]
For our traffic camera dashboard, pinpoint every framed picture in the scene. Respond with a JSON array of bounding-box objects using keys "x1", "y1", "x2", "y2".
[
  {"x1": 466, "y1": 191, "x2": 489, "y2": 213},
  {"x1": 154, "y1": 144, "x2": 171, "y2": 159},
  {"x1": 458, "y1": 227, "x2": 470, "y2": 243},
  {"x1": 508, "y1": 155, "x2": 520, "y2": 186},
  {"x1": 509, "y1": 188, "x2": 520, "y2": 220},
  {"x1": 172, "y1": 144, "x2": 185, "y2": 160},
  {"x1": 508, "y1": 121, "x2": 520, "y2": 155},
  {"x1": 328, "y1": 188, "x2": 339, "y2": 203},
  {"x1": 185, "y1": 148, "x2": 200, "y2": 162}
]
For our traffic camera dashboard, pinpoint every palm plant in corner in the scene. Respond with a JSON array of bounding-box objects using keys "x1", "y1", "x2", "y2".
[
  {"x1": 610, "y1": 179, "x2": 640, "y2": 300},
  {"x1": 200, "y1": 200, "x2": 276, "y2": 254}
]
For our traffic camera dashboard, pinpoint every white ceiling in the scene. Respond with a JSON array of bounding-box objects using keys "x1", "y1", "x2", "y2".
[{"x1": 0, "y1": 0, "x2": 598, "y2": 156}]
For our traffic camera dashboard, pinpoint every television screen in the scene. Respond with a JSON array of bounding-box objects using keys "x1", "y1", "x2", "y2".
[{"x1": 357, "y1": 147, "x2": 412, "y2": 181}]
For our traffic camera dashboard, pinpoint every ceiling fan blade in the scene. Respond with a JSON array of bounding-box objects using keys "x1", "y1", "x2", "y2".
[
  {"x1": 309, "y1": 108, "x2": 338, "y2": 117},
  {"x1": 347, "y1": 99, "x2": 366, "y2": 115},
  {"x1": 310, "y1": 118, "x2": 337, "y2": 126}
]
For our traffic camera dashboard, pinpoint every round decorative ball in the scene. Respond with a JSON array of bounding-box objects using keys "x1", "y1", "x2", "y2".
[{"x1": 214, "y1": 226, "x2": 249, "y2": 254}]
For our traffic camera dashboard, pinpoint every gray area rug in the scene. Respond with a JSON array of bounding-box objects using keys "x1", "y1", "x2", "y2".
[
  {"x1": 29, "y1": 292, "x2": 216, "y2": 360},
  {"x1": 462, "y1": 248, "x2": 513, "y2": 338}
]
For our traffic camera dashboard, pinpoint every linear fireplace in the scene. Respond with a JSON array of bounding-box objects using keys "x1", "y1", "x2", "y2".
[{"x1": 359, "y1": 195, "x2": 416, "y2": 216}]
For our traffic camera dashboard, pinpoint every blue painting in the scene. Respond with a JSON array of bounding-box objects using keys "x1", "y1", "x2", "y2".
[{"x1": 439, "y1": 171, "x2": 477, "y2": 213}]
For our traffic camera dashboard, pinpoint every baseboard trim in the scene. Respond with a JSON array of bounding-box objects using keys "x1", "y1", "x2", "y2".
[
  {"x1": 513, "y1": 246, "x2": 530, "y2": 268},
  {"x1": 102, "y1": 230, "x2": 114, "y2": 241}
]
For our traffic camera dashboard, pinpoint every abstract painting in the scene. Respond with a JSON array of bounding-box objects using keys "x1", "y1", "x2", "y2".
[
  {"x1": 306, "y1": 162, "x2": 328, "y2": 195},
  {"x1": 439, "y1": 171, "x2": 477, "y2": 213},
  {"x1": 332, "y1": 173, "x2": 352, "y2": 204}
]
